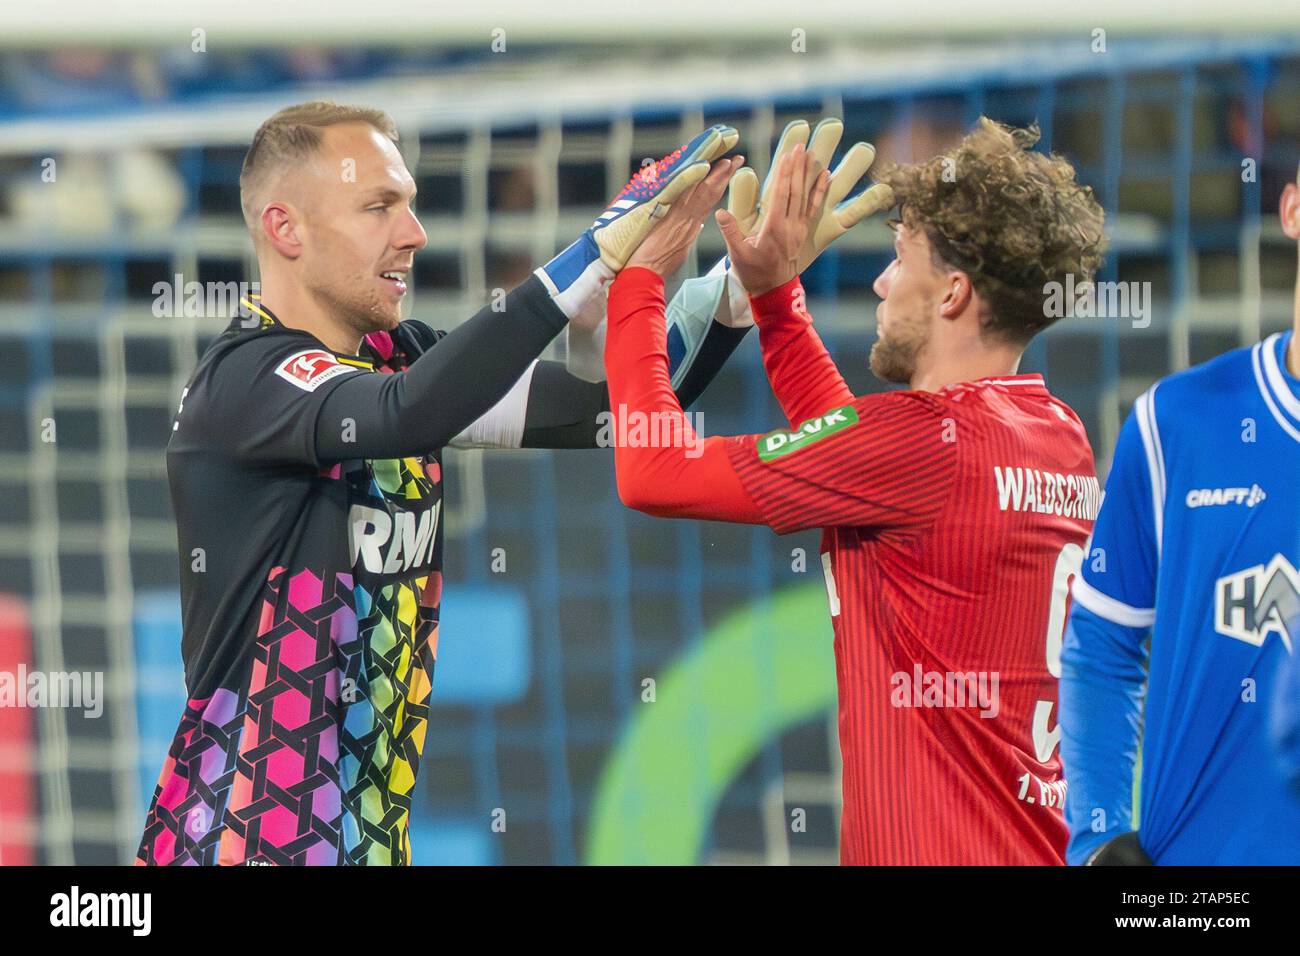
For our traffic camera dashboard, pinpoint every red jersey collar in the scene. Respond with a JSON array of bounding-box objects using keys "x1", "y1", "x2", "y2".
[{"x1": 939, "y1": 373, "x2": 1048, "y2": 397}]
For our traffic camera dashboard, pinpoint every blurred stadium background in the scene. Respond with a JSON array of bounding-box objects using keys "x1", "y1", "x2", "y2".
[{"x1": 0, "y1": 3, "x2": 1298, "y2": 865}]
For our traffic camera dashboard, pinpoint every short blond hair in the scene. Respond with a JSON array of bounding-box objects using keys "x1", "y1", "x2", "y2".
[{"x1": 239, "y1": 100, "x2": 400, "y2": 228}]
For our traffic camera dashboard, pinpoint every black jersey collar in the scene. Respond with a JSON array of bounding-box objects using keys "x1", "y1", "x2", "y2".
[{"x1": 236, "y1": 293, "x2": 376, "y2": 369}]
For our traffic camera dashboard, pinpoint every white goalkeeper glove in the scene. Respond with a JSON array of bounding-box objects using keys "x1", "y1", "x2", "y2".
[{"x1": 534, "y1": 125, "x2": 740, "y2": 381}]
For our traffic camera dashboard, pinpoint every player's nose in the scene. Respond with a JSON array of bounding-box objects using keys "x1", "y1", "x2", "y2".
[
  {"x1": 873, "y1": 258, "x2": 898, "y2": 299},
  {"x1": 395, "y1": 206, "x2": 428, "y2": 252}
]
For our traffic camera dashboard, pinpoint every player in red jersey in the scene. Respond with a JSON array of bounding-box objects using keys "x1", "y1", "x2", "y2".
[{"x1": 603, "y1": 119, "x2": 1107, "y2": 864}]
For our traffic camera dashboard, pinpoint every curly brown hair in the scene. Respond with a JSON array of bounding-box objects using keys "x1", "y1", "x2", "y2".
[{"x1": 878, "y1": 117, "x2": 1107, "y2": 345}]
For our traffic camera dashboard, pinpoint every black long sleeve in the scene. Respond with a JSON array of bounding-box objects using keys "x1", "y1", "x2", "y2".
[
  {"x1": 520, "y1": 320, "x2": 751, "y2": 449},
  {"x1": 521, "y1": 361, "x2": 610, "y2": 448},
  {"x1": 313, "y1": 275, "x2": 565, "y2": 462}
]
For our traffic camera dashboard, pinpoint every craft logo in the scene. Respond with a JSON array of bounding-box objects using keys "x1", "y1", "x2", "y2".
[{"x1": 1186, "y1": 484, "x2": 1267, "y2": 508}]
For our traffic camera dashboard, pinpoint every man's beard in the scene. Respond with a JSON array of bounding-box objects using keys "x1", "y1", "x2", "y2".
[
  {"x1": 312, "y1": 278, "x2": 401, "y2": 343},
  {"x1": 869, "y1": 318, "x2": 928, "y2": 385}
]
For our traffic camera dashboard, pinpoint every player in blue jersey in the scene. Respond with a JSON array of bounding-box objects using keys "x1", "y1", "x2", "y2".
[
  {"x1": 1059, "y1": 163, "x2": 1300, "y2": 865},
  {"x1": 1276, "y1": 635, "x2": 1300, "y2": 796}
]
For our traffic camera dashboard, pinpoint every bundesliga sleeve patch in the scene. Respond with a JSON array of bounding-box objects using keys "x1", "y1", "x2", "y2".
[
  {"x1": 758, "y1": 405, "x2": 859, "y2": 462},
  {"x1": 274, "y1": 349, "x2": 358, "y2": 392}
]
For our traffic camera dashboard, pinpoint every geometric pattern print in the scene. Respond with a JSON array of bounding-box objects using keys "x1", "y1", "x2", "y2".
[
  {"x1": 229, "y1": 566, "x2": 354, "y2": 864},
  {"x1": 135, "y1": 687, "x2": 243, "y2": 865},
  {"x1": 137, "y1": 568, "x2": 357, "y2": 865},
  {"x1": 339, "y1": 455, "x2": 440, "y2": 864},
  {"x1": 339, "y1": 572, "x2": 435, "y2": 864},
  {"x1": 136, "y1": 453, "x2": 442, "y2": 866}
]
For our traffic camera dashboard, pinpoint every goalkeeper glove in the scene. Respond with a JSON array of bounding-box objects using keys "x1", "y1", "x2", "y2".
[
  {"x1": 658, "y1": 117, "x2": 894, "y2": 385},
  {"x1": 743, "y1": 117, "x2": 895, "y2": 277},
  {"x1": 1085, "y1": 832, "x2": 1153, "y2": 865},
  {"x1": 693, "y1": 117, "x2": 895, "y2": 332},
  {"x1": 534, "y1": 125, "x2": 739, "y2": 381}
]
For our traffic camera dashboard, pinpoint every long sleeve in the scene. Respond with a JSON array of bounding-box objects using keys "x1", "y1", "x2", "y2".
[
  {"x1": 605, "y1": 267, "x2": 955, "y2": 535},
  {"x1": 750, "y1": 276, "x2": 853, "y2": 429},
  {"x1": 447, "y1": 334, "x2": 752, "y2": 452},
  {"x1": 604, "y1": 267, "x2": 764, "y2": 523},
  {"x1": 1273, "y1": 647, "x2": 1300, "y2": 794},
  {"x1": 427, "y1": 263, "x2": 751, "y2": 452},
  {"x1": 1059, "y1": 607, "x2": 1149, "y2": 864},
  {"x1": 1060, "y1": 398, "x2": 1159, "y2": 864},
  {"x1": 313, "y1": 274, "x2": 567, "y2": 462}
]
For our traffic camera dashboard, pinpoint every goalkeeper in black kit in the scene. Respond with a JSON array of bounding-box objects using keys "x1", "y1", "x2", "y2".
[{"x1": 137, "y1": 101, "x2": 747, "y2": 865}]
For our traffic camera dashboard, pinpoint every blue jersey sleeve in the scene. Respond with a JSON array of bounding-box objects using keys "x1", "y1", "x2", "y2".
[
  {"x1": 1060, "y1": 605, "x2": 1149, "y2": 863},
  {"x1": 1060, "y1": 393, "x2": 1162, "y2": 863},
  {"x1": 1073, "y1": 392, "x2": 1161, "y2": 619},
  {"x1": 1273, "y1": 642, "x2": 1300, "y2": 795}
]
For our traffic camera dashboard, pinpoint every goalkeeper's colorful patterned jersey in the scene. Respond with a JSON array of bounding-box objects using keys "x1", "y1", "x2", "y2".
[
  {"x1": 726, "y1": 375, "x2": 1099, "y2": 864},
  {"x1": 136, "y1": 299, "x2": 444, "y2": 866}
]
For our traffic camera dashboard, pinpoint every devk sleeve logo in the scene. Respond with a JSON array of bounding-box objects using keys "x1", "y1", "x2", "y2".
[{"x1": 758, "y1": 405, "x2": 859, "y2": 462}]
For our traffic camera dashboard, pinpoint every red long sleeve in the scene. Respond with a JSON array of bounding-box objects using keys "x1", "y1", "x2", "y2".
[
  {"x1": 604, "y1": 267, "x2": 763, "y2": 523},
  {"x1": 749, "y1": 276, "x2": 855, "y2": 428}
]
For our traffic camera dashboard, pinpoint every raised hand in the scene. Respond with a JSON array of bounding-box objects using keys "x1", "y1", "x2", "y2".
[
  {"x1": 716, "y1": 118, "x2": 896, "y2": 301},
  {"x1": 623, "y1": 155, "x2": 745, "y2": 279},
  {"x1": 715, "y1": 142, "x2": 830, "y2": 296},
  {"x1": 545, "y1": 125, "x2": 739, "y2": 380},
  {"x1": 536, "y1": 124, "x2": 738, "y2": 315}
]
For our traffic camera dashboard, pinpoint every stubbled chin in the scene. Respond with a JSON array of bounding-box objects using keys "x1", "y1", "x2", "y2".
[
  {"x1": 869, "y1": 339, "x2": 913, "y2": 385},
  {"x1": 314, "y1": 284, "x2": 402, "y2": 335},
  {"x1": 364, "y1": 298, "x2": 402, "y2": 331}
]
